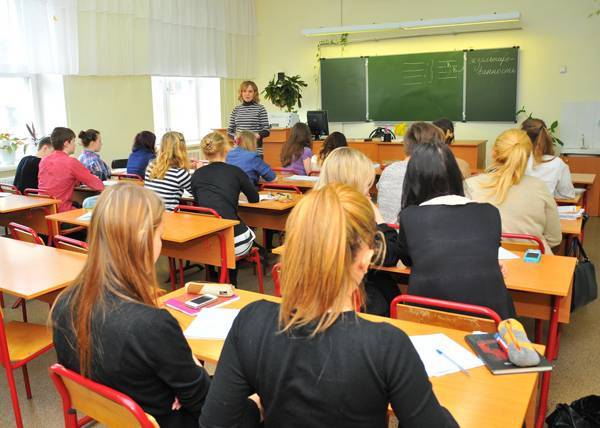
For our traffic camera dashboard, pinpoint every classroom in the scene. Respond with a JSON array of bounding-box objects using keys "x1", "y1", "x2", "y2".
[{"x1": 1, "y1": 0, "x2": 599, "y2": 427}]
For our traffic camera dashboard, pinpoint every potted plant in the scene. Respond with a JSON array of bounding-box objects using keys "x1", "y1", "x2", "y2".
[
  {"x1": 263, "y1": 73, "x2": 308, "y2": 112},
  {"x1": 0, "y1": 133, "x2": 26, "y2": 166},
  {"x1": 516, "y1": 107, "x2": 564, "y2": 149}
]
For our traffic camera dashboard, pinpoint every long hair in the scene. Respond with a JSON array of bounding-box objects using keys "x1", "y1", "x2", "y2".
[
  {"x1": 319, "y1": 131, "x2": 348, "y2": 162},
  {"x1": 281, "y1": 122, "x2": 312, "y2": 167},
  {"x1": 279, "y1": 184, "x2": 381, "y2": 336},
  {"x1": 236, "y1": 130, "x2": 257, "y2": 152},
  {"x1": 401, "y1": 141, "x2": 464, "y2": 209},
  {"x1": 432, "y1": 118, "x2": 454, "y2": 145},
  {"x1": 521, "y1": 118, "x2": 555, "y2": 165},
  {"x1": 147, "y1": 131, "x2": 190, "y2": 179},
  {"x1": 479, "y1": 129, "x2": 532, "y2": 205},
  {"x1": 316, "y1": 147, "x2": 375, "y2": 196},
  {"x1": 403, "y1": 122, "x2": 445, "y2": 156},
  {"x1": 51, "y1": 184, "x2": 164, "y2": 376}
]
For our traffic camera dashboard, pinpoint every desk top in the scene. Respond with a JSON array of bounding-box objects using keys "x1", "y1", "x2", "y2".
[
  {"x1": 272, "y1": 175, "x2": 316, "y2": 190},
  {"x1": 571, "y1": 173, "x2": 596, "y2": 186},
  {"x1": 162, "y1": 288, "x2": 539, "y2": 428},
  {"x1": 46, "y1": 209, "x2": 238, "y2": 244},
  {"x1": 239, "y1": 191, "x2": 302, "y2": 211},
  {"x1": 0, "y1": 237, "x2": 86, "y2": 299},
  {"x1": 555, "y1": 193, "x2": 583, "y2": 205},
  {"x1": 0, "y1": 195, "x2": 60, "y2": 213},
  {"x1": 560, "y1": 217, "x2": 583, "y2": 236}
]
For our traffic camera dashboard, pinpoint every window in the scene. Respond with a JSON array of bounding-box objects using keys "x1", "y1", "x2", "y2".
[
  {"x1": 151, "y1": 76, "x2": 221, "y2": 144},
  {"x1": 0, "y1": 76, "x2": 35, "y2": 138}
]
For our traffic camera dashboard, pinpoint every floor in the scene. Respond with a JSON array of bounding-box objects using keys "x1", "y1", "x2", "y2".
[{"x1": 1, "y1": 220, "x2": 599, "y2": 428}]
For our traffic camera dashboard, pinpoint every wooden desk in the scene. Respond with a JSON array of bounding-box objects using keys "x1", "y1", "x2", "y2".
[
  {"x1": 571, "y1": 173, "x2": 596, "y2": 186},
  {"x1": 555, "y1": 193, "x2": 583, "y2": 206},
  {"x1": 238, "y1": 192, "x2": 302, "y2": 231},
  {"x1": 0, "y1": 195, "x2": 60, "y2": 236},
  {"x1": 161, "y1": 288, "x2": 540, "y2": 428},
  {"x1": 46, "y1": 209, "x2": 239, "y2": 269},
  {"x1": 0, "y1": 237, "x2": 86, "y2": 299},
  {"x1": 272, "y1": 175, "x2": 316, "y2": 192},
  {"x1": 560, "y1": 217, "x2": 583, "y2": 236}
]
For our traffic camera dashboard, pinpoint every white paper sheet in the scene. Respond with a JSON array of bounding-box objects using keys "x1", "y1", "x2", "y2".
[
  {"x1": 409, "y1": 333, "x2": 483, "y2": 377},
  {"x1": 498, "y1": 247, "x2": 519, "y2": 260},
  {"x1": 77, "y1": 211, "x2": 92, "y2": 221},
  {"x1": 184, "y1": 308, "x2": 240, "y2": 340},
  {"x1": 286, "y1": 175, "x2": 319, "y2": 182}
]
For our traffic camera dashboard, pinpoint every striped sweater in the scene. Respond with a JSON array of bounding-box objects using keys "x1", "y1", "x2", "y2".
[
  {"x1": 144, "y1": 166, "x2": 192, "y2": 211},
  {"x1": 227, "y1": 102, "x2": 271, "y2": 154}
]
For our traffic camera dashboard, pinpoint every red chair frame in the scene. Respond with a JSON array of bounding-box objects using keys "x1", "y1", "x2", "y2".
[
  {"x1": 389, "y1": 294, "x2": 502, "y2": 327},
  {"x1": 49, "y1": 363, "x2": 157, "y2": 428},
  {"x1": 54, "y1": 235, "x2": 89, "y2": 253},
  {"x1": 260, "y1": 183, "x2": 302, "y2": 194},
  {"x1": 500, "y1": 233, "x2": 545, "y2": 254},
  {"x1": 0, "y1": 184, "x2": 20, "y2": 195},
  {"x1": 1, "y1": 310, "x2": 54, "y2": 428},
  {"x1": 272, "y1": 167, "x2": 295, "y2": 175},
  {"x1": 386, "y1": 223, "x2": 400, "y2": 230}
]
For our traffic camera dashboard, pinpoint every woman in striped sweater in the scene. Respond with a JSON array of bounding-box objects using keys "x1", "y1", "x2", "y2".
[
  {"x1": 144, "y1": 131, "x2": 192, "y2": 211},
  {"x1": 227, "y1": 81, "x2": 270, "y2": 156}
]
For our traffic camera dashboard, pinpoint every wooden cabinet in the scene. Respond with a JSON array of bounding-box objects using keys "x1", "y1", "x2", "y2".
[{"x1": 564, "y1": 155, "x2": 600, "y2": 216}]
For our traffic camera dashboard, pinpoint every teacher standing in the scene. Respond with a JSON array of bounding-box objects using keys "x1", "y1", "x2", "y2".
[{"x1": 227, "y1": 81, "x2": 270, "y2": 157}]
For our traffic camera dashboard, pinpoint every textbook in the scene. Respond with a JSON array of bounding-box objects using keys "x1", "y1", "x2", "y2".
[
  {"x1": 465, "y1": 333, "x2": 552, "y2": 375},
  {"x1": 164, "y1": 292, "x2": 239, "y2": 316}
]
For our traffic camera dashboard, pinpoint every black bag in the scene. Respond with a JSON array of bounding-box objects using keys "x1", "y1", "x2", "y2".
[
  {"x1": 546, "y1": 395, "x2": 600, "y2": 427},
  {"x1": 568, "y1": 237, "x2": 598, "y2": 312}
]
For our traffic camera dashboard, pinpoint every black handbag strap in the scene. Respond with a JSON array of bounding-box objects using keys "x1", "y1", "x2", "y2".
[{"x1": 570, "y1": 237, "x2": 590, "y2": 262}]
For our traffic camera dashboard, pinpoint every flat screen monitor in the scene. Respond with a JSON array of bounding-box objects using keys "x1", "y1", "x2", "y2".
[{"x1": 307, "y1": 111, "x2": 329, "y2": 140}]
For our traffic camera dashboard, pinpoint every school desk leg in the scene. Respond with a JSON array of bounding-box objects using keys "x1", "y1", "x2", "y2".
[
  {"x1": 21, "y1": 365, "x2": 32, "y2": 399},
  {"x1": 534, "y1": 320, "x2": 543, "y2": 344},
  {"x1": 0, "y1": 292, "x2": 4, "y2": 308},
  {"x1": 178, "y1": 259, "x2": 185, "y2": 288},
  {"x1": 168, "y1": 257, "x2": 176, "y2": 291},
  {"x1": 535, "y1": 295, "x2": 562, "y2": 428}
]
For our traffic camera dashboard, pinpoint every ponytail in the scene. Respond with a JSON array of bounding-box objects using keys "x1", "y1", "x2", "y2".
[{"x1": 521, "y1": 118, "x2": 554, "y2": 165}]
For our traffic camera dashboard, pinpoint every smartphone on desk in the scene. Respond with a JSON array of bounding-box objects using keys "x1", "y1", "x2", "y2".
[
  {"x1": 523, "y1": 249, "x2": 542, "y2": 263},
  {"x1": 184, "y1": 294, "x2": 217, "y2": 309}
]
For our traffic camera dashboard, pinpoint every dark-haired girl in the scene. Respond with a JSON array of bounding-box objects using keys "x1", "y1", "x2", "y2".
[
  {"x1": 127, "y1": 130, "x2": 157, "y2": 178},
  {"x1": 380, "y1": 141, "x2": 515, "y2": 319},
  {"x1": 78, "y1": 129, "x2": 110, "y2": 180},
  {"x1": 280, "y1": 122, "x2": 313, "y2": 175}
]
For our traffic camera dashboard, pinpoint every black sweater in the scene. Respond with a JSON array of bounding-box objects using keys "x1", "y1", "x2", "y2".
[
  {"x1": 52, "y1": 291, "x2": 211, "y2": 428},
  {"x1": 191, "y1": 162, "x2": 259, "y2": 236},
  {"x1": 200, "y1": 300, "x2": 458, "y2": 428},
  {"x1": 381, "y1": 202, "x2": 516, "y2": 319},
  {"x1": 13, "y1": 155, "x2": 41, "y2": 193}
]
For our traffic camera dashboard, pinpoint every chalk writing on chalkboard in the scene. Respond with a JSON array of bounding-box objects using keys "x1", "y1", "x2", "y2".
[
  {"x1": 469, "y1": 55, "x2": 516, "y2": 76},
  {"x1": 402, "y1": 59, "x2": 462, "y2": 86}
]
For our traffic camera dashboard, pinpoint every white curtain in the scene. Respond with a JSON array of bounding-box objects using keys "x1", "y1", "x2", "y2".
[
  {"x1": 78, "y1": 0, "x2": 256, "y2": 78},
  {"x1": 0, "y1": 0, "x2": 79, "y2": 74}
]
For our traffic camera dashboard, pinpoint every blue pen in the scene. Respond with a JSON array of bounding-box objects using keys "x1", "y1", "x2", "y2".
[{"x1": 436, "y1": 348, "x2": 470, "y2": 377}]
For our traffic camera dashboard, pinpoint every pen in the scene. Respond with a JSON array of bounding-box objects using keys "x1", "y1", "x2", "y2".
[
  {"x1": 436, "y1": 348, "x2": 470, "y2": 377},
  {"x1": 494, "y1": 333, "x2": 509, "y2": 356}
]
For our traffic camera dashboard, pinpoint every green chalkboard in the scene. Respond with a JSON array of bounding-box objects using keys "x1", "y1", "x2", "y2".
[
  {"x1": 368, "y1": 51, "x2": 464, "y2": 121},
  {"x1": 465, "y1": 48, "x2": 519, "y2": 122},
  {"x1": 320, "y1": 57, "x2": 367, "y2": 122}
]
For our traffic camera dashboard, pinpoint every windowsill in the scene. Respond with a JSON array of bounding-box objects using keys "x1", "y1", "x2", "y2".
[{"x1": 0, "y1": 165, "x2": 17, "y2": 173}]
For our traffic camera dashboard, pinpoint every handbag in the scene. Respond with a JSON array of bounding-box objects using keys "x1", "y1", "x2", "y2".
[{"x1": 568, "y1": 237, "x2": 598, "y2": 312}]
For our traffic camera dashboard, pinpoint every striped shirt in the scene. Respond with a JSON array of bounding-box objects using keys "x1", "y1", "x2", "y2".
[
  {"x1": 144, "y1": 166, "x2": 192, "y2": 211},
  {"x1": 227, "y1": 101, "x2": 270, "y2": 154}
]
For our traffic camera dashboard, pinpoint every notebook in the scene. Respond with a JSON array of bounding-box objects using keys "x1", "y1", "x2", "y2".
[{"x1": 184, "y1": 308, "x2": 240, "y2": 340}]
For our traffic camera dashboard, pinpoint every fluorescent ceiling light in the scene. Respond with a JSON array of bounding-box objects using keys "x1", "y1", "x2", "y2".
[{"x1": 302, "y1": 12, "x2": 520, "y2": 37}]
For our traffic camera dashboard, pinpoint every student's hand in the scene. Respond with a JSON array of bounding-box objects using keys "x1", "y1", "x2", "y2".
[
  {"x1": 254, "y1": 133, "x2": 261, "y2": 140},
  {"x1": 190, "y1": 159, "x2": 200, "y2": 169},
  {"x1": 249, "y1": 394, "x2": 264, "y2": 422},
  {"x1": 171, "y1": 397, "x2": 182, "y2": 411},
  {"x1": 499, "y1": 261, "x2": 507, "y2": 277},
  {"x1": 369, "y1": 200, "x2": 385, "y2": 225}
]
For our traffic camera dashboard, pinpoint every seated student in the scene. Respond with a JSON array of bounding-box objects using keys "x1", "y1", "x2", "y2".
[
  {"x1": 316, "y1": 147, "x2": 399, "y2": 316},
  {"x1": 144, "y1": 131, "x2": 192, "y2": 211},
  {"x1": 280, "y1": 122, "x2": 313, "y2": 175},
  {"x1": 382, "y1": 142, "x2": 515, "y2": 319},
  {"x1": 39, "y1": 127, "x2": 104, "y2": 212},
  {"x1": 127, "y1": 130, "x2": 156, "y2": 178},
  {"x1": 78, "y1": 129, "x2": 111, "y2": 181},
  {"x1": 466, "y1": 129, "x2": 561, "y2": 254},
  {"x1": 51, "y1": 184, "x2": 260, "y2": 428},
  {"x1": 309, "y1": 131, "x2": 347, "y2": 171},
  {"x1": 522, "y1": 118, "x2": 575, "y2": 199},
  {"x1": 433, "y1": 118, "x2": 471, "y2": 179},
  {"x1": 226, "y1": 130, "x2": 275, "y2": 186},
  {"x1": 191, "y1": 132, "x2": 259, "y2": 272},
  {"x1": 377, "y1": 122, "x2": 444, "y2": 224},
  {"x1": 13, "y1": 136, "x2": 53, "y2": 193},
  {"x1": 199, "y1": 184, "x2": 458, "y2": 428}
]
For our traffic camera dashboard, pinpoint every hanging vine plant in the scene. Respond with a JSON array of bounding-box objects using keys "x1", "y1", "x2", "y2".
[{"x1": 263, "y1": 73, "x2": 308, "y2": 112}]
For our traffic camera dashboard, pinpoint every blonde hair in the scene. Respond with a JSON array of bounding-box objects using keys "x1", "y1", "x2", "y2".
[
  {"x1": 238, "y1": 80, "x2": 260, "y2": 103},
  {"x1": 279, "y1": 183, "x2": 381, "y2": 335},
  {"x1": 51, "y1": 183, "x2": 164, "y2": 376},
  {"x1": 316, "y1": 147, "x2": 375, "y2": 195},
  {"x1": 201, "y1": 132, "x2": 227, "y2": 157},
  {"x1": 480, "y1": 129, "x2": 532, "y2": 205},
  {"x1": 236, "y1": 130, "x2": 257, "y2": 152},
  {"x1": 147, "y1": 131, "x2": 190, "y2": 179},
  {"x1": 521, "y1": 118, "x2": 555, "y2": 165}
]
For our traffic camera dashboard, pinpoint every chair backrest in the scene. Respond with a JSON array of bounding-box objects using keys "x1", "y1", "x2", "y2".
[
  {"x1": 0, "y1": 184, "x2": 20, "y2": 195},
  {"x1": 54, "y1": 235, "x2": 88, "y2": 254},
  {"x1": 8, "y1": 222, "x2": 45, "y2": 245},
  {"x1": 114, "y1": 173, "x2": 143, "y2": 181},
  {"x1": 500, "y1": 233, "x2": 545, "y2": 254},
  {"x1": 272, "y1": 263, "x2": 281, "y2": 297},
  {"x1": 308, "y1": 170, "x2": 320, "y2": 176},
  {"x1": 386, "y1": 223, "x2": 400, "y2": 230},
  {"x1": 260, "y1": 183, "x2": 302, "y2": 194},
  {"x1": 23, "y1": 188, "x2": 53, "y2": 198},
  {"x1": 49, "y1": 364, "x2": 159, "y2": 428},
  {"x1": 272, "y1": 167, "x2": 295, "y2": 176},
  {"x1": 390, "y1": 295, "x2": 501, "y2": 334},
  {"x1": 111, "y1": 159, "x2": 128, "y2": 169},
  {"x1": 173, "y1": 205, "x2": 221, "y2": 218}
]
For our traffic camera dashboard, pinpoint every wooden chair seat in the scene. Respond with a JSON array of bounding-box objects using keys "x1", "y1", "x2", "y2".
[{"x1": 4, "y1": 321, "x2": 53, "y2": 362}]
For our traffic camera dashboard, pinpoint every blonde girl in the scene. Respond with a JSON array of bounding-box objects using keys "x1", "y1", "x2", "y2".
[
  {"x1": 144, "y1": 131, "x2": 192, "y2": 210},
  {"x1": 200, "y1": 184, "x2": 457, "y2": 427},
  {"x1": 227, "y1": 130, "x2": 276, "y2": 186},
  {"x1": 466, "y1": 129, "x2": 562, "y2": 253},
  {"x1": 316, "y1": 146, "x2": 375, "y2": 197},
  {"x1": 522, "y1": 118, "x2": 575, "y2": 199}
]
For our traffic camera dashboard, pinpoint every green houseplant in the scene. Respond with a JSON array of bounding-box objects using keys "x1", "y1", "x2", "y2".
[
  {"x1": 516, "y1": 106, "x2": 564, "y2": 148},
  {"x1": 263, "y1": 73, "x2": 308, "y2": 112},
  {"x1": 0, "y1": 132, "x2": 26, "y2": 165}
]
